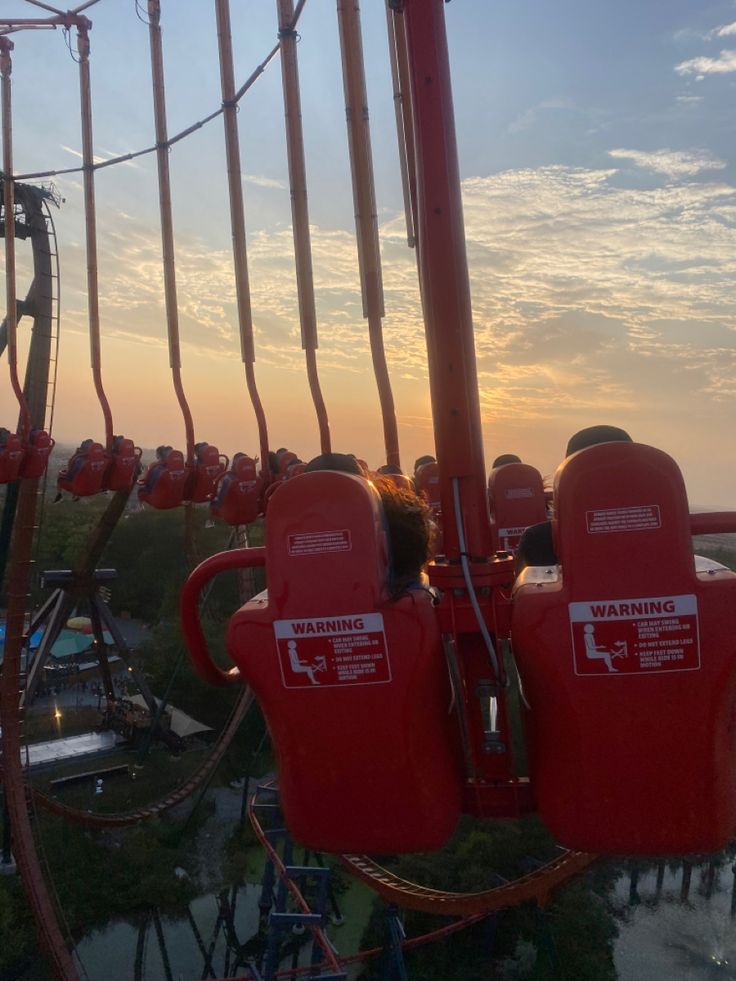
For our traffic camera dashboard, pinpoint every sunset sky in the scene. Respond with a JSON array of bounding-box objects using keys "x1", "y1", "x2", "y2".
[{"x1": 2, "y1": 0, "x2": 735, "y2": 506}]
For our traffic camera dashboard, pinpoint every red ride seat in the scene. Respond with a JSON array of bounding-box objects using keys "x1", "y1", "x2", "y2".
[
  {"x1": 211, "y1": 454, "x2": 264, "y2": 525},
  {"x1": 138, "y1": 449, "x2": 188, "y2": 509},
  {"x1": 0, "y1": 432, "x2": 24, "y2": 483},
  {"x1": 20, "y1": 429, "x2": 54, "y2": 480},
  {"x1": 58, "y1": 441, "x2": 108, "y2": 497},
  {"x1": 488, "y1": 463, "x2": 547, "y2": 554},
  {"x1": 105, "y1": 436, "x2": 142, "y2": 491},
  {"x1": 186, "y1": 442, "x2": 227, "y2": 503},
  {"x1": 511, "y1": 441, "x2": 736, "y2": 854},
  {"x1": 227, "y1": 470, "x2": 463, "y2": 853},
  {"x1": 380, "y1": 472, "x2": 414, "y2": 492}
]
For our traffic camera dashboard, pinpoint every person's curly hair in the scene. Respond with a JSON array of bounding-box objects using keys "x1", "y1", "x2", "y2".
[{"x1": 373, "y1": 476, "x2": 433, "y2": 592}]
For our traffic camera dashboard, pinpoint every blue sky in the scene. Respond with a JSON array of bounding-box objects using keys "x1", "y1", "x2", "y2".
[{"x1": 2, "y1": 0, "x2": 736, "y2": 505}]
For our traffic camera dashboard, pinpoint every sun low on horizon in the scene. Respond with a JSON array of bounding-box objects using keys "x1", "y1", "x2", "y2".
[{"x1": 1, "y1": 0, "x2": 735, "y2": 507}]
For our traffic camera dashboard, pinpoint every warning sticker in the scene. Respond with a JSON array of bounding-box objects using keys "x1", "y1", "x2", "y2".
[
  {"x1": 287, "y1": 530, "x2": 351, "y2": 556},
  {"x1": 274, "y1": 613, "x2": 391, "y2": 689},
  {"x1": 585, "y1": 505, "x2": 661, "y2": 534},
  {"x1": 569, "y1": 594, "x2": 700, "y2": 676},
  {"x1": 504, "y1": 487, "x2": 534, "y2": 500},
  {"x1": 498, "y1": 526, "x2": 528, "y2": 540}
]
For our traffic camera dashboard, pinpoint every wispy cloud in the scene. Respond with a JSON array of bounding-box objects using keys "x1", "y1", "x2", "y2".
[
  {"x1": 23, "y1": 163, "x2": 736, "y2": 494},
  {"x1": 714, "y1": 21, "x2": 736, "y2": 38},
  {"x1": 243, "y1": 173, "x2": 288, "y2": 190},
  {"x1": 675, "y1": 49, "x2": 736, "y2": 76},
  {"x1": 607, "y1": 148, "x2": 726, "y2": 178}
]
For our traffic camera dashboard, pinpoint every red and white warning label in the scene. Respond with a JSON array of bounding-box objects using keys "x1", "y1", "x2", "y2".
[
  {"x1": 585, "y1": 505, "x2": 661, "y2": 534},
  {"x1": 287, "y1": 529, "x2": 351, "y2": 556},
  {"x1": 568, "y1": 594, "x2": 700, "y2": 676},
  {"x1": 274, "y1": 613, "x2": 391, "y2": 689},
  {"x1": 498, "y1": 525, "x2": 528, "y2": 541}
]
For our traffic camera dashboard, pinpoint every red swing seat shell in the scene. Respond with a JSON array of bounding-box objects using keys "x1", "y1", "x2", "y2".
[
  {"x1": 20, "y1": 430, "x2": 54, "y2": 480},
  {"x1": 138, "y1": 449, "x2": 188, "y2": 509},
  {"x1": 0, "y1": 433, "x2": 24, "y2": 483},
  {"x1": 511, "y1": 441, "x2": 736, "y2": 855},
  {"x1": 58, "y1": 442, "x2": 108, "y2": 497},
  {"x1": 105, "y1": 437, "x2": 142, "y2": 491},
  {"x1": 186, "y1": 443, "x2": 228, "y2": 503},
  {"x1": 488, "y1": 462, "x2": 547, "y2": 554},
  {"x1": 211, "y1": 454, "x2": 264, "y2": 525},
  {"x1": 226, "y1": 470, "x2": 463, "y2": 853}
]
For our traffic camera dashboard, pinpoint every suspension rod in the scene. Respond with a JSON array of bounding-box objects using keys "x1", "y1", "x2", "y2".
[
  {"x1": 276, "y1": 0, "x2": 331, "y2": 454},
  {"x1": 147, "y1": 0, "x2": 195, "y2": 462},
  {"x1": 336, "y1": 0, "x2": 400, "y2": 470},
  {"x1": 215, "y1": 0, "x2": 270, "y2": 473},
  {"x1": 77, "y1": 18, "x2": 113, "y2": 451}
]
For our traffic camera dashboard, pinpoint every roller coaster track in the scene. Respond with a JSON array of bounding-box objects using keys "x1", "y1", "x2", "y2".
[
  {"x1": 30, "y1": 686, "x2": 254, "y2": 828},
  {"x1": 245, "y1": 781, "x2": 596, "y2": 979},
  {"x1": 248, "y1": 783, "x2": 594, "y2": 921},
  {"x1": 339, "y1": 848, "x2": 597, "y2": 917}
]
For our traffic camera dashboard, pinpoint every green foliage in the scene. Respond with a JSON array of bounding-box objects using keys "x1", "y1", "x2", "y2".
[
  {"x1": 0, "y1": 877, "x2": 51, "y2": 980},
  {"x1": 36, "y1": 812, "x2": 198, "y2": 933},
  {"x1": 359, "y1": 820, "x2": 619, "y2": 981}
]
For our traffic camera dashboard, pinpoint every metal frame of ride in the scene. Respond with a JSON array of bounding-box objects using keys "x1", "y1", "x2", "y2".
[{"x1": 4, "y1": 1, "x2": 736, "y2": 980}]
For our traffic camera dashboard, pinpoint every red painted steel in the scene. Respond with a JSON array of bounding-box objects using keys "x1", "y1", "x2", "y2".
[
  {"x1": 181, "y1": 547, "x2": 266, "y2": 687},
  {"x1": 488, "y1": 463, "x2": 547, "y2": 554},
  {"x1": 690, "y1": 511, "x2": 736, "y2": 535},
  {"x1": 512, "y1": 442, "x2": 736, "y2": 854},
  {"x1": 224, "y1": 471, "x2": 463, "y2": 853},
  {"x1": 401, "y1": 0, "x2": 491, "y2": 561},
  {"x1": 340, "y1": 850, "x2": 596, "y2": 917}
]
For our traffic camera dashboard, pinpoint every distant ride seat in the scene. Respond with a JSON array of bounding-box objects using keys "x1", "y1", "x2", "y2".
[
  {"x1": 104, "y1": 436, "x2": 142, "y2": 491},
  {"x1": 380, "y1": 471, "x2": 414, "y2": 492},
  {"x1": 186, "y1": 442, "x2": 228, "y2": 503},
  {"x1": 488, "y1": 462, "x2": 547, "y2": 554},
  {"x1": 0, "y1": 431, "x2": 24, "y2": 483},
  {"x1": 19, "y1": 429, "x2": 54, "y2": 480},
  {"x1": 211, "y1": 453, "x2": 264, "y2": 525},
  {"x1": 511, "y1": 441, "x2": 736, "y2": 854},
  {"x1": 138, "y1": 448, "x2": 188, "y2": 509},
  {"x1": 226, "y1": 470, "x2": 463, "y2": 853},
  {"x1": 414, "y1": 460, "x2": 442, "y2": 549},
  {"x1": 277, "y1": 450, "x2": 299, "y2": 476},
  {"x1": 57, "y1": 440, "x2": 108, "y2": 497}
]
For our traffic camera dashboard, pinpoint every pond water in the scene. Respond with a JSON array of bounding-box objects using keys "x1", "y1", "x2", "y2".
[
  {"x1": 615, "y1": 857, "x2": 736, "y2": 980},
  {"x1": 76, "y1": 886, "x2": 264, "y2": 981},
  {"x1": 76, "y1": 850, "x2": 736, "y2": 979}
]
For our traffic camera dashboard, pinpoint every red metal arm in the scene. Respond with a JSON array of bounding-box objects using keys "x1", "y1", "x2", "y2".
[
  {"x1": 690, "y1": 512, "x2": 736, "y2": 536},
  {"x1": 180, "y1": 546, "x2": 266, "y2": 686}
]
